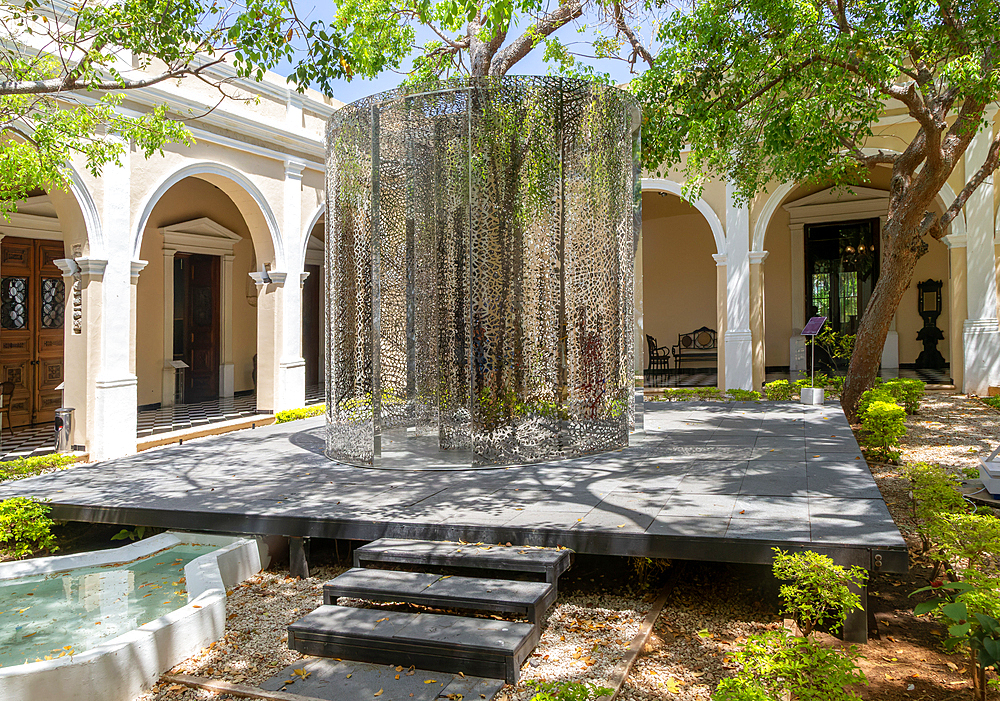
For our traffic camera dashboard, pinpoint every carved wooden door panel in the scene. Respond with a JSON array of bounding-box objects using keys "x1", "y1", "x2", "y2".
[{"x1": 0, "y1": 237, "x2": 65, "y2": 426}]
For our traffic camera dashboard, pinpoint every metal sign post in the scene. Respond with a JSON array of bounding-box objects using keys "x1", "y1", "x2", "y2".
[{"x1": 801, "y1": 316, "x2": 827, "y2": 405}]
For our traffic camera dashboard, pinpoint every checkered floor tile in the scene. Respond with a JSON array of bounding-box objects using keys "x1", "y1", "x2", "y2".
[
  {"x1": 305, "y1": 384, "x2": 324, "y2": 405},
  {"x1": 0, "y1": 424, "x2": 58, "y2": 462},
  {"x1": 136, "y1": 393, "x2": 260, "y2": 438}
]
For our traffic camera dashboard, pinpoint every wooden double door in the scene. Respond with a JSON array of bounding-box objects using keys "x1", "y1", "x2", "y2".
[{"x1": 0, "y1": 238, "x2": 65, "y2": 426}]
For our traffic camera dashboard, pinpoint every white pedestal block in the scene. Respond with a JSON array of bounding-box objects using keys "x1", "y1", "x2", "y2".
[{"x1": 800, "y1": 387, "x2": 825, "y2": 405}]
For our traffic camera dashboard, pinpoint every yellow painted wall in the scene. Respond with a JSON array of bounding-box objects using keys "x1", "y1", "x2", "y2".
[
  {"x1": 641, "y1": 192, "x2": 717, "y2": 366},
  {"x1": 136, "y1": 177, "x2": 259, "y2": 406}
]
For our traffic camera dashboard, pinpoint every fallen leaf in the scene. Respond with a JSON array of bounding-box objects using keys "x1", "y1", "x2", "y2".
[
  {"x1": 346, "y1": 674, "x2": 352, "y2": 679},
  {"x1": 374, "y1": 689, "x2": 383, "y2": 697}
]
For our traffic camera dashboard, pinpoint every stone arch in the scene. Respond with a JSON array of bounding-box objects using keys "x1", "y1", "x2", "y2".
[
  {"x1": 641, "y1": 178, "x2": 726, "y2": 255},
  {"x1": 132, "y1": 162, "x2": 282, "y2": 268},
  {"x1": 46, "y1": 162, "x2": 103, "y2": 258},
  {"x1": 300, "y1": 203, "x2": 325, "y2": 268}
]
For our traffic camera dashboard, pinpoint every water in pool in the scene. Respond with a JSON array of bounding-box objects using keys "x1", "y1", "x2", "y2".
[{"x1": 0, "y1": 543, "x2": 218, "y2": 667}]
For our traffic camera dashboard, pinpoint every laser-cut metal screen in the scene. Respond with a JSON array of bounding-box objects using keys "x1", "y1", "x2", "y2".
[{"x1": 326, "y1": 77, "x2": 641, "y2": 468}]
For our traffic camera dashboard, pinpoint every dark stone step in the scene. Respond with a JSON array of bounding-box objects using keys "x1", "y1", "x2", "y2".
[
  {"x1": 324, "y1": 568, "x2": 556, "y2": 622},
  {"x1": 288, "y1": 605, "x2": 537, "y2": 684},
  {"x1": 354, "y1": 538, "x2": 574, "y2": 583}
]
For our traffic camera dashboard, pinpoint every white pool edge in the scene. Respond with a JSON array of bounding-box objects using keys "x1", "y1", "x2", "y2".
[{"x1": 0, "y1": 531, "x2": 264, "y2": 701}]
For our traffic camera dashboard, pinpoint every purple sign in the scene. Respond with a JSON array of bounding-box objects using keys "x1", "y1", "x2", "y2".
[{"x1": 802, "y1": 316, "x2": 827, "y2": 336}]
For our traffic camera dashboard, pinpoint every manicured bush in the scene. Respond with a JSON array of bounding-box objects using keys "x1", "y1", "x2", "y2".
[
  {"x1": 881, "y1": 378, "x2": 925, "y2": 414},
  {"x1": 275, "y1": 404, "x2": 327, "y2": 423},
  {"x1": 712, "y1": 630, "x2": 866, "y2": 701},
  {"x1": 694, "y1": 387, "x2": 724, "y2": 400},
  {"x1": 982, "y1": 396, "x2": 1000, "y2": 411},
  {"x1": 772, "y1": 547, "x2": 868, "y2": 636},
  {"x1": 0, "y1": 497, "x2": 58, "y2": 560},
  {"x1": 727, "y1": 389, "x2": 761, "y2": 402},
  {"x1": 0, "y1": 453, "x2": 75, "y2": 483},
  {"x1": 763, "y1": 379, "x2": 794, "y2": 400},
  {"x1": 932, "y1": 512, "x2": 1000, "y2": 580},
  {"x1": 856, "y1": 386, "x2": 896, "y2": 417},
  {"x1": 860, "y1": 400, "x2": 906, "y2": 463}
]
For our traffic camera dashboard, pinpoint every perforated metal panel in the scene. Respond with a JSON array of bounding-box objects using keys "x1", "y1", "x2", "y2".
[{"x1": 326, "y1": 77, "x2": 640, "y2": 468}]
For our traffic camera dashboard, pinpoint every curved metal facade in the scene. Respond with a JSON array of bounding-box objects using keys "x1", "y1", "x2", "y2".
[{"x1": 326, "y1": 76, "x2": 640, "y2": 468}]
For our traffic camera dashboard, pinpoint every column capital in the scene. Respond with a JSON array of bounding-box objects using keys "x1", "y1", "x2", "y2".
[
  {"x1": 249, "y1": 270, "x2": 288, "y2": 288},
  {"x1": 53, "y1": 258, "x2": 79, "y2": 278},
  {"x1": 300, "y1": 271, "x2": 310, "y2": 287},
  {"x1": 76, "y1": 257, "x2": 108, "y2": 279},
  {"x1": 942, "y1": 233, "x2": 967, "y2": 249},
  {"x1": 130, "y1": 260, "x2": 148, "y2": 282},
  {"x1": 749, "y1": 250, "x2": 769, "y2": 265},
  {"x1": 284, "y1": 160, "x2": 306, "y2": 179},
  {"x1": 712, "y1": 253, "x2": 727, "y2": 266}
]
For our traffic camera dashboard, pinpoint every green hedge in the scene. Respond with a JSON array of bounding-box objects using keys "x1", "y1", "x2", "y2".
[
  {"x1": 275, "y1": 404, "x2": 326, "y2": 423},
  {"x1": 983, "y1": 396, "x2": 1000, "y2": 411},
  {"x1": 860, "y1": 400, "x2": 906, "y2": 463},
  {"x1": 0, "y1": 454, "x2": 75, "y2": 484},
  {"x1": 880, "y1": 378, "x2": 925, "y2": 414}
]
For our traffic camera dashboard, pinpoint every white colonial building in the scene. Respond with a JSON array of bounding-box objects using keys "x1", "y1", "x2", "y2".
[{"x1": 3, "y1": 64, "x2": 998, "y2": 461}]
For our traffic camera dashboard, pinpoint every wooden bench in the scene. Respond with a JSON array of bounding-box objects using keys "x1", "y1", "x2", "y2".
[{"x1": 672, "y1": 326, "x2": 718, "y2": 372}]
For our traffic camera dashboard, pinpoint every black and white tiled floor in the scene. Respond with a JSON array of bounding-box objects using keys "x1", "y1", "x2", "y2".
[{"x1": 0, "y1": 424, "x2": 58, "y2": 462}]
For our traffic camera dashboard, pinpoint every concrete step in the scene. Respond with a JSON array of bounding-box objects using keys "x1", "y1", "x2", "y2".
[
  {"x1": 288, "y1": 605, "x2": 537, "y2": 684},
  {"x1": 354, "y1": 538, "x2": 574, "y2": 583},
  {"x1": 324, "y1": 568, "x2": 556, "y2": 622}
]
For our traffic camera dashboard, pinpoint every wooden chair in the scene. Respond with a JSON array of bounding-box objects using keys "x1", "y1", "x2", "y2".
[
  {"x1": 672, "y1": 326, "x2": 718, "y2": 373},
  {"x1": 646, "y1": 334, "x2": 670, "y2": 375},
  {"x1": 0, "y1": 381, "x2": 14, "y2": 436}
]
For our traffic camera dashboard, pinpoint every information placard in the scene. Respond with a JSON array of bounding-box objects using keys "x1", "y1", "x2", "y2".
[{"x1": 802, "y1": 316, "x2": 827, "y2": 336}]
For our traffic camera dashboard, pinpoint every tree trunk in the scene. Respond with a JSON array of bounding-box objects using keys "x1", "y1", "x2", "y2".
[{"x1": 840, "y1": 222, "x2": 920, "y2": 420}]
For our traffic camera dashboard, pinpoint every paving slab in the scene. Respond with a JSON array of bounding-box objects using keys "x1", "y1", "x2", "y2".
[{"x1": 0, "y1": 403, "x2": 908, "y2": 572}]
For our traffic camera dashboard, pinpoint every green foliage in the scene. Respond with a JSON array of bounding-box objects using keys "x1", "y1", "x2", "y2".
[
  {"x1": 932, "y1": 512, "x2": 1000, "y2": 579},
  {"x1": 111, "y1": 526, "x2": 149, "y2": 542},
  {"x1": 795, "y1": 373, "x2": 829, "y2": 390},
  {"x1": 0, "y1": 497, "x2": 57, "y2": 559},
  {"x1": 763, "y1": 380, "x2": 794, "y2": 401},
  {"x1": 859, "y1": 400, "x2": 906, "y2": 463},
  {"x1": 728, "y1": 389, "x2": 761, "y2": 402},
  {"x1": 650, "y1": 387, "x2": 727, "y2": 401},
  {"x1": 0, "y1": 0, "x2": 347, "y2": 214},
  {"x1": 825, "y1": 375, "x2": 847, "y2": 394},
  {"x1": 810, "y1": 329, "x2": 856, "y2": 362},
  {"x1": 528, "y1": 679, "x2": 613, "y2": 701},
  {"x1": 984, "y1": 397, "x2": 1000, "y2": 411},
  {"x1": 0, "y1": 453, "x2": 74, "y2": 483},
  {"x1": 856, "y1": 387, "x2": 894, "y2": 417},
  {"x1": 712, "y1": 629, "x2": 866, "y2": 701},
  {"x1": 771, "y1": 548, "x2": 867, "y2": 637},
  {"x1": 905, "y1": 461, "x2": 970, "y2": 554},
  {"x1": 275, "y1": 404, "x2": 327, "y2": 423},
  {"x1": 880, "y1": 378, "x2": 925, "y2": 414},
  {"x1": 912, "y1": 581, "x2": 1000, "y2": 700},
  {"x1": 631, "y1": 556, "x2": 671, "y2": 588}
]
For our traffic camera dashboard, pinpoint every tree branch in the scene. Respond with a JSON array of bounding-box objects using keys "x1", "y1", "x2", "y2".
[
  {"x1": 935, "y1": 126, "x2": 1000, "y2": 238},
  {"x1": 609, "y1": 0, "x2": 653, "y2": 70},
  {"x1": 0, "y1": 57, "x2": 231, "y2": 96},
  {"x1": 489, "y1": 0, "x2": 584, "y2": 76}
]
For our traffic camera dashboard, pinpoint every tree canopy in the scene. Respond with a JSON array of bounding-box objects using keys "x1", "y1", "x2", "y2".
[
  {"x1": 0, "y1": 0, "x2": 339, "y2": 213},
  {"x1": 634, "y1": 0, "x2": 1000, "y2": 412}
]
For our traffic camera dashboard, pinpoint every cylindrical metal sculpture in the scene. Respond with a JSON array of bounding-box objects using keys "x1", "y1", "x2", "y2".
[{"x1": 326, "y1": 77, "x2": 640, "y2": 468}]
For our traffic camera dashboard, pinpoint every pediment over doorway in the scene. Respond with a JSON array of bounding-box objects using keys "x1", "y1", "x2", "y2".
[
  {"x1": 782, "y1": 186, "x2": 889, "y2": 224},
  {"x1": 160, "y1": 217, "x2": 242, "y2": 255},
  {"x1": 784, "y1": 186, "x2": 889, "y2": 210}
]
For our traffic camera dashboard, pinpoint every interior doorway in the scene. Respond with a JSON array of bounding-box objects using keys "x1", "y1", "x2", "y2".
[
  {"x1": 174, "y1": 253, "x2": 220, "y2": 403},
  {"x1": 805, "y1": 218, "x2": 880, "y2": 334},
  {"x1": 0, "y1": 237, "x2": 65, "y2": 426},
  {"x1": 302, "y1": 263, "x2": 321, "y2": 387}
]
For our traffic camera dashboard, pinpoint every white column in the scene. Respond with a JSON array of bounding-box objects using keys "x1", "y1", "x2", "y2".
[
  {"x1": 161, "y1": 248, "x2": 176, "y2": 406},
  {"x1": 219, "y1": 253, "x2": 235, "y2": 397},
  {"x1": 962, "y1": 121, "x2": 1000, "y2": 395},
  {"x1": 276, "y1": 160, "x2": 306, "y2": 410},
  {"x1": 749, "y1": 250, "x2": 768, "y2": 389},
  {"x1": 724, "y1": 182, "x2": 753, "y2": 390},
  {"x1": 788, "y1": 223, "x2": 807, "y2": 374},
  {"x1": 92, "y1": 141, "x2": 139, "y2": 460},
  {"x1": 713, "y1": 254, "x2": 727, "y2": 389}
]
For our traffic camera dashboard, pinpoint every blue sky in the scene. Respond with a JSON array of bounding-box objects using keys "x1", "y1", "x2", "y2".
[{"x1": 275, "y1": 2, "x2": 647, "y2": 103}]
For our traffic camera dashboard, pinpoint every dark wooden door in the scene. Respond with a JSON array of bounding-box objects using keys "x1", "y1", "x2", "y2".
[
  {"x1": 0, "y1": 237, "x2": 65, "y2": 426},
  {"x1": 181, "y1": 254, "x2": 220, "y2": 403},
  {"x1": 303, "y1": 263, "x2": 321, "y2": 386}
]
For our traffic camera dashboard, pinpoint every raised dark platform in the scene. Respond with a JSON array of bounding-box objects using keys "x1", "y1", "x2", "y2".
[{"x1": 0, "y1": 402, "x2": 908, "y2": 573}]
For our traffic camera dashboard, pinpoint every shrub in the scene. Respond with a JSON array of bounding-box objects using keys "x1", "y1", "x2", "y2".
[
  {"x1": 906, "y1": 462, "x2": 969, "y2": 554},
  {"x1": 275, "y1": 404, "x2": 326, "y2": 423},
  {"x1": 0, "y1": 497, "x2": 58, "y2": 559},
  {"x1": 856, "y1": 386, "x2": 896, "y2": 417},
  {"x1": 860, "y1": 400, "x2": 906, "y2": 463},
  {"x1": 881, "y1": 378, "x2": 925, "y2": 414},
  {"x1": 728, "y1": 389, "x2": 761, "y2": 402},
  {"x1": 695, "y1": 387, "x2": 725, "y2": 401},
  {"x1": 772, "y1": 548, "x2": 868, "y2": 636},
  {"x1": 658, "y1": 388, "x2": 697, "y2": 401},
  {"x1": 982, "y1": 396, "x2": 1000, "y2": 411},
  {"x1": 712, "y1": 630, "x2": 866, "y2": 701},
  {"x1": 528, "y1": 680, "x2": 613, "y2": 701},
  {"x1": 763, "y1": 380, "x2": 794, "y2": 401},
  {"x1": 795, "y1": 372, "x2": 830, "y2": 390},
  {"x1": 932, "y1": 512, "x2": 1000, "y2": 580},
  {"x1": 825, "y1": 374, "x2": 847, "y2": 394},
  {"x1": 0, "y1": 453, "x2": 75, "y2": 483}
]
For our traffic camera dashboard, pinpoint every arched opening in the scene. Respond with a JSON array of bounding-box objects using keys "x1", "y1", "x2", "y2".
[
  {"x1": 135, "y1": 175, "x2": 266, "y2": 433},
  {"x1": 757, "y1": 171, "x2": 954, "y2": 383},
  {"x1": 0, "y1": 178, "x2": 96, "y2": 456},
  {"x1": 640, "y1": 186, "x2": 724, "y2": 387},
  {"x1": 302, "y1": 210, "x2": 324, "y2": 401}
]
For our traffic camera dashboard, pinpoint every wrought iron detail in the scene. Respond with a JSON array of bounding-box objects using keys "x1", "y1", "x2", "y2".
[
  {"x1": 1, "y1": 276, "x2": 27, "y2": 330},
  {"x1": 41, "y1": 277, "x2": 65, "y2": 329},
  {"x1": 326, "y1": 76, "x2": 641, "y2": 468}
]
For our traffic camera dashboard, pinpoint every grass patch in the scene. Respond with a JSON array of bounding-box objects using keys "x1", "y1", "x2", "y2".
[
  {"x1": 0, "y1": 454, "x2": 75, "y2": 484},
  {"x1": 275, "y1": 404, "x2": 326, "y2": 423}
]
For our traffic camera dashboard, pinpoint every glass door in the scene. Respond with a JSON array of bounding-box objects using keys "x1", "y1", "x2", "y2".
[{"x1": 805, "y1": 219, "x2": 879, "y2": 334}]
